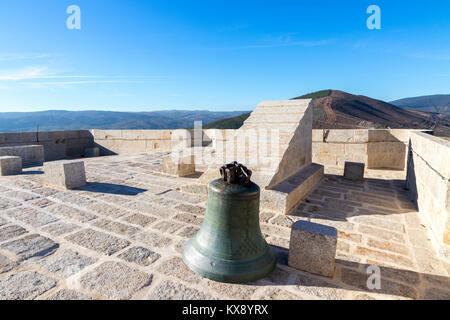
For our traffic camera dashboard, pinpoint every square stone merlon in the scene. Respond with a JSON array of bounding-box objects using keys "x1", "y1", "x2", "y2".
[
  {"x1": 162, "y1": 155, "x2": 195, "y2": 177},
  {"x1": 43, "y1": 160, "x2": 87, "y2": 189},
  {"x1": 0, "y1": 156, "x2": 22, "y2": 176},
  {"x1": 288, "y1": 220, "x2": 337, "y2": 278},
  {"x1": 344, "y1": 161, "x2": 365, "y2": 181}
]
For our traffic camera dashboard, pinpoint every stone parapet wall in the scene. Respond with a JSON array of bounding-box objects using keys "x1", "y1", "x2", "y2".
[
  {"x1": 90, "y1": 129, "x2": 193, "y2": 155},
  {"x1": 312, "y1": 129, "x2": 422, "y2": 171},
  {"x1": 0, "y1": 130, "x2": 94, "y2": 161},
  {"x1": 406, "y1": 132, "x2": 450, "y2": 259},
  {"x1": 0, "y1": 128, "x2": 430, "y2": 174}
]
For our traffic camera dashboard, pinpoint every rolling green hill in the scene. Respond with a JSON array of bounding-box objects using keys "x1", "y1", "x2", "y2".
[
  {"x1": 203, "y1": 113, "x2": 251, "y2": 129},
  {"x1": 293, "y1": 89, "x2": 331, "y2": 100}
]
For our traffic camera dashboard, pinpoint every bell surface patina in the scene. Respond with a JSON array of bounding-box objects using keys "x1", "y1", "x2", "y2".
[{"x1": 183, "y1": 162, "x2": 276, "y2": 283}]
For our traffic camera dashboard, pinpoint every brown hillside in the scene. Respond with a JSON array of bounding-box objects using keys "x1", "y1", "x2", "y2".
[{"x1": 298, "y1": 90, "x2": 450, "y2": 136}]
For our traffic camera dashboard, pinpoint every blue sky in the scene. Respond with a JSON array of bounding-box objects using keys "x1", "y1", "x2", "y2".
[{"x1": 0, "y1": 0, "x2": 449, "y2": 112}]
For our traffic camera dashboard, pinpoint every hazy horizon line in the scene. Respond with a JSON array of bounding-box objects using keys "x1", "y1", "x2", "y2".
[{"x1": 0, "y1": 108, "x2": 253, "y2": 114}]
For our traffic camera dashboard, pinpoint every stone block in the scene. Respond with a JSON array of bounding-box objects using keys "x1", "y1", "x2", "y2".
[
  {"x1": 262, "y1": 163, "x2": 324, "y2": 214},
  {"x1": 65, "y1": 229, "x2": 130, "y2": 256},
  {"x1": 3, "y1": 133, "x2": 23, "y2": 144},
  {"x1": 91, "y1": 130, "x2": 122, "y2": 140},
  {"x1": 1, "y1": 234, "x2": 58, "y2": 261},
  {"x1": 352, "y1": 154, "x2": 369, "y2": 164},
  {"x1": 121, "y1": 130, "x2": 144, "y2": 140},
  {"x1": 326, "y1": 130, "x2": 354, "y2": 143},
  {"x1": 36, "y1": 249, "x2": 97, "y2": 278},
  {"x1": 0, "y1": 253, "x2": 18, "y2": 274},
  {"x1": 162, "y1": 155, "x2": 195, "y2": 177},
  {"x1": 80, "y1": 261, "x2": 152, "y2": 300},
  {"x1": 0, "y1": 145, "x2": 44, "y2": 166},
  {"x1": 47, "y1": 289, "x2": 92, "y2": 300},
  {"x1": 314, "y1": 153, "x2": 337, "y2": 167},
  {"x1": 25, "y1": 145, "x2": 45, "y2": 165},
  {"x1": 118, "y1": 247, "x2": 161, "y2": 266},
  {"x1": 312, "y1": 142, "x2": 321, "y2": 154},
  {"x1": 368, "y1": 130, "x2": 395, "y2": 142},
  {"x1": 410, "y1": 132, "x2": 450, "y2": 179},
  {"x1": 344, "y1": 143, "x2": 367, "y2": 155},
  {"x1": 344, "y1": 162, "x2": 365, "y2": 181},
  {"x1": 84, "y1": 147, "x2": 100, "y2": 158},
  {"x1": 44, "y1": 160, "x2": 86, "y2": 189},
  {"x1": 353, "y1": 130, "x2": 369, "y2": 143},
  {"x1": 367, "y1": 142, "x2": 407, "y2": 170},
  {"x1": 288, "y1": 220, "x2": 337, "y2": 277},
  {"x1": 312, "y1": 130, "x2": 324, "y2": 142},
  {"x1": 337, "y1": 155, "x2": 354, "y2": 168},
  {"x1": 0, "y1": 225, "x2": 28, "y2": 242},
  {"x1": 0, "y1": 271, "x2": 57, "y2": 300},
  {"x1": 320, "y1": 143, "x2": 345, "y2": 155},
  {"x1": 389, "y1": 129, "x2": 411, "y2": 143},
  {"x1": 156, "y1": 139, "x2": 173, "y2": 151},
  {"x1": 0, "y1": 156, "x2": 22, "y2": 176},
  {"x1": 368, "y1": 129, "x2": 410, "y2": 143},
  {"x1": 148, "y1": 280, "x2": 213, "y2": 300}
]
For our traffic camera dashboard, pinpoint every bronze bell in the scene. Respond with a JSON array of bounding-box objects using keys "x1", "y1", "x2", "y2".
[{"x1": 183, "y1": 162, "x2": 276, "y2": 283}]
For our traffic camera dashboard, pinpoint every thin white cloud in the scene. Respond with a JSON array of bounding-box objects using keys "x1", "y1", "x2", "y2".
[
  {"x1": 0, "y1": 66, "x2": 172, "y2": 90},
  {"x1": 0, "y1": 66, "x2": 101, "y2": 82},
  {"x1": 200, "y1": 38, "x2": 335, "y2": 51},
  {"x1": 235, "y1": 39, "x2": 334, "y2": 49},
  {"x1": 0, "y1": 66, "x2": 49, "y2": 81},
  {"x1": 26, "y1": 80, "x2": 133, "y2": 88},
  {"x1": 0, "y1": 53, "x2": 52, "y2": 62}
]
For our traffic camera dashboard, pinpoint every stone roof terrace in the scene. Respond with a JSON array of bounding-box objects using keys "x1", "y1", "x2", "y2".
[{"x1": 0, "y1": 152, "x2": 449, "y2": 300}]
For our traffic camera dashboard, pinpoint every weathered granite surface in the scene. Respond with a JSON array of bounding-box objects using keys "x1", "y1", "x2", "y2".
[
  {"x1": 288, "y1": 221, "x2": 337, "y2": 277},
  {"x1": 312, "y1": 129, "x2": 423, "y2": 172},
  {"x1": 0, "y1": 131, "x2": 93, "y2": 162},
  {"x1": 406, "y1": 132, "x2": 450, "y2": 260},
  {"x1": 43, "y1": 160, "x2": 87, "y2": 189},
  {"x1": 0, "y1": 145, "x2": 44, "y2": 167},
  {"x1": 0, "y1": 153, "x2": 448, "y2": 300},
  {"x1": 0, "y1": 156, "x2": 22, "y2": 176},
  {"x1": 344, "y1": 162, "x2": 365, "y2": 181},
  {"x1": 162, "y1": 155, "x2": 195, "y2": 177}
]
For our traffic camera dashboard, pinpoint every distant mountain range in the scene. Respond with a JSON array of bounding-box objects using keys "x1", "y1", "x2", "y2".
[
  {"x1": 391, "y1": 94, "x2": 450, "y2": 115},
  {"x1": 206, "y1": 90, "x2": 450, "y2": 137},
  {"x1": 2, "y1": 91, "x2": 450, "y2": 137},
  {"x1": 0, "y1": 110, "x2": 249, "y2": 133}
]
